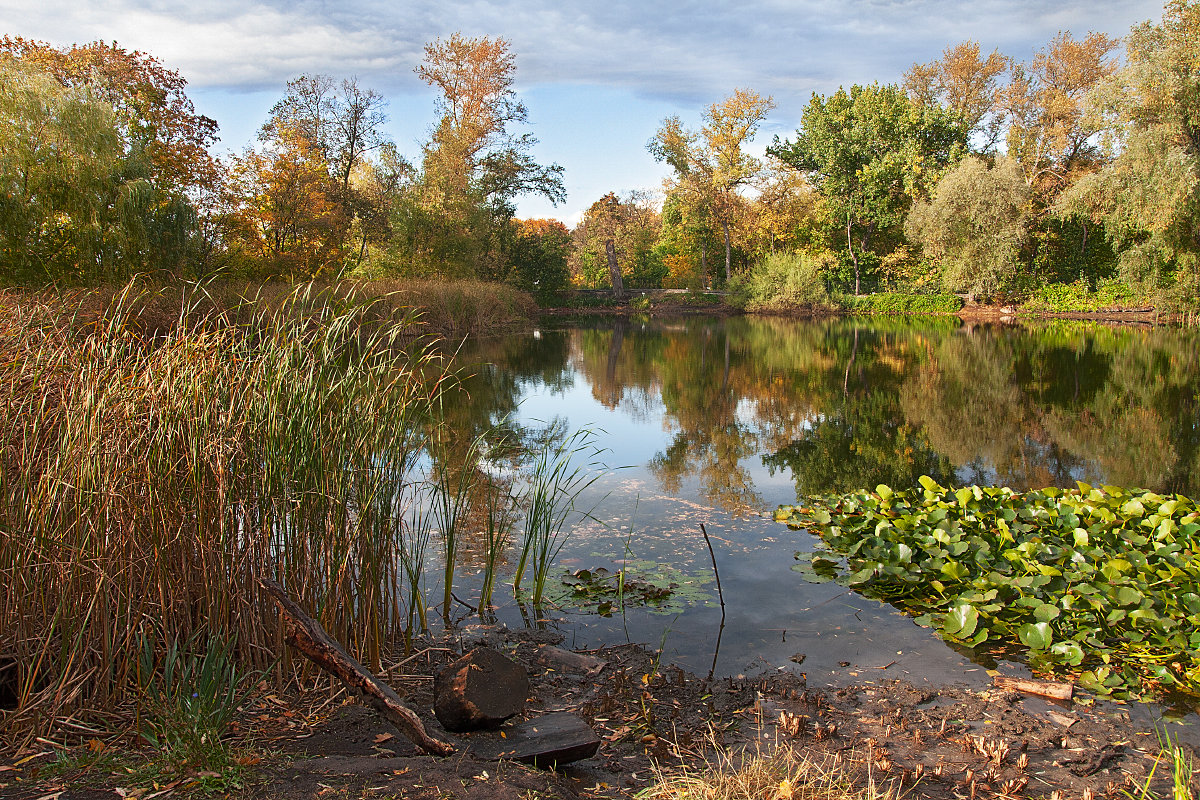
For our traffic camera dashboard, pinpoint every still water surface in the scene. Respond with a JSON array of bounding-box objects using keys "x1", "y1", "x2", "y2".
[{"x1": 448, "y1": 315, "x2": 1200, "y2": 703}]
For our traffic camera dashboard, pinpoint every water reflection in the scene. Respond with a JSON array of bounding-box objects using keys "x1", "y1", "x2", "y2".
[{"x1": 461, "y1": 316, "x2": 1200, "y2": 509}]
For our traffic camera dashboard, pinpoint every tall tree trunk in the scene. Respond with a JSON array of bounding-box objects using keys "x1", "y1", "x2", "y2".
[
  {"x1": 700, "y1": 239, "x2": 708, "y2": 289},
  {"x1": 606, "y1": 239, "x2": 624, "y2": 300},
  {"x1": 722, "y1": 219, "x2": 732, "y2": 283}
]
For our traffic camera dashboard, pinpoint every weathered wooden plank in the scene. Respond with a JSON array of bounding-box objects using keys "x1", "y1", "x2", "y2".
[
  {"x1": 488, "y1": 712, "x2": 600, "y2": 768},
  {"x1": 993, "y1": 675, "x2": 1074, "y2": 701},
  {"x1": 535, "y1": 645, "x2": 607, "y2": 675}
]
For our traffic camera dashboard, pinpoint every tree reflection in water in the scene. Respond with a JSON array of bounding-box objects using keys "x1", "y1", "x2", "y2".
[{"x1": 455, "y1": 316, "x2": 1200, "y2": 512}]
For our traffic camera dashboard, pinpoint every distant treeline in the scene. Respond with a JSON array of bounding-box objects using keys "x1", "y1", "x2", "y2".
[{"x1": 2, "y1": 1, "x2": 1198, "y2": 310}]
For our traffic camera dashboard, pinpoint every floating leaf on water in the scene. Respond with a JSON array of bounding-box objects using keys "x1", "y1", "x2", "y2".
[
  {"x1": 918, "y1": 476, "x2": 943, "y2": 493},
  {"x1": 944, "y1": 603, "x2": 979, "y2": 640},
  {"x1": 1018, "y1": 622, "x2": 1054, "y2": 650},
  {"x1": 1033, "y1": 603, "x2": 1061, "y2": 623},
  {"x1": 1051, "y1": 640, "x2": 1085, "y2": 666},
  {"x1": 779, "y1": 478, "x2": 1200, "y2": 704}
]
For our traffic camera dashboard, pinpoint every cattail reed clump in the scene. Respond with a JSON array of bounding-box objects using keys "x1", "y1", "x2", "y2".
[{"x1": 0, "y1": 280, "x2": 455, "y2": 746}]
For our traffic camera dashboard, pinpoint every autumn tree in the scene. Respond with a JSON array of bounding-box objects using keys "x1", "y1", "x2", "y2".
[
  {"x1": 906, "y1": 156, "x2": 1031, "y2": 298},
  {"x1": 262, "y1": 74, "x2": 389, "y2": 196},
  {"x1": 654, "y1": 193, "x2": 721, "y2": 289},
  {"x1": 743, "y1": 159, "x2": 827, "y2": 260},
  {"x1": 403, "y1": 34, "x2": 564, "y2": 278},
  {"x1": 904, "y1": 41, "x2": 1010, "y2": 152},
  {"x1": 570, "y1": 192, "x2": 663, "y2": 291},
  {"x1": 770, "y1": 84, "x2": 967, "y2": 294},
  {"x1": 1060, "y1": 0, "x2": 1200, "y2": 296},
  {"x1": 1004, "y1": 31, "x2": 1119, "y2": 194},
  {"x1": 227, "y1": 125, "x2": 347, "y2": 278},
  {"x1": 257, "y1": 74, "x2": 399, "y2": 269},
  {"x1": 650, "y1": 89, "x2": 775, "y2": 284}
]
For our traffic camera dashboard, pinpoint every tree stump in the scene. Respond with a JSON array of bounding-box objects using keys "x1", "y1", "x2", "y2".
[{"x1": 433, "y1": 648, "x2": 529, "y2": 732}]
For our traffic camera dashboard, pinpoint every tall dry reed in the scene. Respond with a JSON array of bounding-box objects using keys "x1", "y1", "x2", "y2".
[{"x1": 0, "y1": 281, "x2": 452, "y2": 747}]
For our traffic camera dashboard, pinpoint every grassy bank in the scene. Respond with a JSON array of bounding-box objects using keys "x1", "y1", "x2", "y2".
[
  {"x1": 16, "y1": 278, "x2": 538, "y2": 342},
  {"x1": 0, "y1": 278, "x2": 540, "y2": 750}
]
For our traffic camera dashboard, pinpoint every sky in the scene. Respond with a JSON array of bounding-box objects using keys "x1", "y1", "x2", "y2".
[{"x1": 2, "y1": 0, "x2": 1165, "y2": 225}]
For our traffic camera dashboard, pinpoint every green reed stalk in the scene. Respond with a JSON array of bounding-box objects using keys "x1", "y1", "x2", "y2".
[
  {"x1": 512, "y1": 428, "x2": 607, "y2": 607},
  {"x1": 478, "y1": 467, "x2": 517, "y2": 612},
  {"x1": 429, "y1": 430, "x2": 488, "y2": 624}
]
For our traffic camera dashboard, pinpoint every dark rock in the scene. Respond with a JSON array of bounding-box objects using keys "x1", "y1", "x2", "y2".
[{"x1": 433, "y1": 647, "x2": 529, "y2": 732}]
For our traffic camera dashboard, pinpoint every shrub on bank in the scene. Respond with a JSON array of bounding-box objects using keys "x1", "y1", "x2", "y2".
[
  {"x1": 1023, "y1": 278, "x2": 1147, "y2": 313},
  {"x1": 841, "y1": 292, "x2": 963, "y2": 314},
  {"x1": 729, "y1": 251, "x2": 833, "y2": 311}
]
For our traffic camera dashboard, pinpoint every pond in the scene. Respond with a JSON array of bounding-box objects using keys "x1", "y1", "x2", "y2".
[{"x1": 446, "y1": 315, "x2": 1200, "y2": 716}]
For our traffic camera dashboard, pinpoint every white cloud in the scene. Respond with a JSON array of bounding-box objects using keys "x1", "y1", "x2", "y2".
[{"x1": 2, "y1": 0, "x2": 1162, "y2": 107}]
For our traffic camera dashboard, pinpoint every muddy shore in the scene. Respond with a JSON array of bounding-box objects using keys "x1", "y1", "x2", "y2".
[{"x1": 8, "y1": 626, "x2": 1195, "y2": 800}]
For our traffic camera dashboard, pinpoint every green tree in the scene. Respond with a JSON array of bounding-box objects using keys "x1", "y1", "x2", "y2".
[
  {"x1": 906, "y1": 156, "x2": 1031, "y2": 298},
  {"x1": 0, "y1": 36, "x2": 219, "y2": 198},
  {"x1": 509, "y1": 218, "x2": 572, "y2": 301},
  {"x1": 1060, "y1": 0, "x2": 1200, "y2": 298},
  {"x1": 0, "y1": 37, "x2": 222, "y2": 279},
  {"x1": 0, "y1": 58, "x2": 157, "y2": 284},
  {"x1": 649, "y1": 89, "x2": 775, "y2": 284},
  {"x1": 770, "y1": 84, "x2": 967, "y2": 294}
]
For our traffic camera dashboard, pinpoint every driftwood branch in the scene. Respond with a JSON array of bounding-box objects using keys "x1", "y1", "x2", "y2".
[
  {"x1": 259, "y1": 577, "x2": 456, "y2": 756},
  {"x1": 993, "y1": 675, "x2": 1074, "y2": 701}
]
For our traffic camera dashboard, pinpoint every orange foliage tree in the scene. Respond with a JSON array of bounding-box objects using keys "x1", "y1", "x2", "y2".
[{"x1": 228, "y1": 126, "x2": 348, "y2": 278}]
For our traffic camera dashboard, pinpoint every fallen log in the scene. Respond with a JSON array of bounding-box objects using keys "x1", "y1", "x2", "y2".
[
  {"x1": 259, "y1": 577, "x2": 456, "y2": 756},
  {"x1": 992, "y1": 675, "x2": 1074, "y2": 701}
]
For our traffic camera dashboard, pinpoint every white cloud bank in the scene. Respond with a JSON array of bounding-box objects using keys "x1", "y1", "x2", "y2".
[{"x1": 2, "y1": 0, "x2": 1163, "y2": 115}]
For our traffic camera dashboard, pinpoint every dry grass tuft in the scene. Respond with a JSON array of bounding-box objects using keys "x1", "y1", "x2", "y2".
[{"x1": 638, "y1": 741, "x2": 895, "y2": 800}]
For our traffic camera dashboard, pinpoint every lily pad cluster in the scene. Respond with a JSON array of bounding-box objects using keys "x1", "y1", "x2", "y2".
[
  {"x1": 553, "y1": 562, "x2": 713, "y2": 616},
  {"x1": 777, "y1": 477, "x2": 1200, "y2": 703}
]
